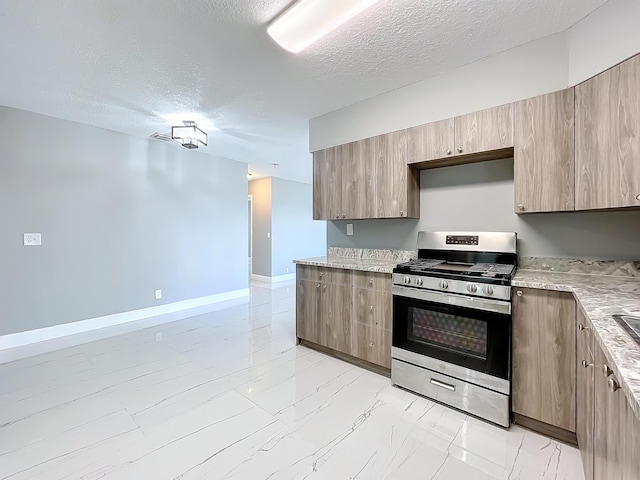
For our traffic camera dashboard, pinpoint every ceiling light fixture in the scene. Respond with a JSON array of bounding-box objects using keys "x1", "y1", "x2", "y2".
[
  {"x1": 171, "y1": 121, "x2": 208, "y2": 149},
  {"x1": 267, "y1": 0, "x2": 382, "y2": 53}
]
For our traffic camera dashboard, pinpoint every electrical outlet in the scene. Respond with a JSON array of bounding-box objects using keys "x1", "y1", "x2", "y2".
[
  {"x1": 156, "y1": 332, "x2": 163, "y2": 342},
  {"x1": 347, "y1": 224, "x2": 354, "y2": 236},
  {"x1": 23, "y1": 233, "x2": 42, "y2": 246},
  {"x1": 155, "y1": 289, "x2": 162, "y2": 300},
  {"x1": 286, "y1": 267, "x2": 289, "y2": 273}
]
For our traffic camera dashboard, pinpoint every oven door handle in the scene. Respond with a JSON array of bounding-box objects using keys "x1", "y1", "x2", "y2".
[{"x1": 392, "y1": 285, "x2": 511, "y2": 315}]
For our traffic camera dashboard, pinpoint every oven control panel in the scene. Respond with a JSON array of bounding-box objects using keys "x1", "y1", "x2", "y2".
[{"x1": 446, "y1": 235, "x2": 479, "y2": 246}]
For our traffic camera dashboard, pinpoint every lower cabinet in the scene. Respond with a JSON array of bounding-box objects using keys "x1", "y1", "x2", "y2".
[
  {"x1": 576, "y1": 306, "x2": 640, "y2": 480},
  {"x1": 512, "y1": 287, "x2": 576, "y2": 433},
  {"x1": 576, "y1": 306, "x2": 595, "y2": 480},
  {"x1": 296, "y1": 265, "x2": 392, "y2": 369}
]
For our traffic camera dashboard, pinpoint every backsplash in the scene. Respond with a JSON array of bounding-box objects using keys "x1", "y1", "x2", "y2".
[
  {"x1": 328, "y1": 247, "x2": 416, "y2": 263},
  {"x1": 518, "y1": 257, "x2": 640, "y2": 278}
]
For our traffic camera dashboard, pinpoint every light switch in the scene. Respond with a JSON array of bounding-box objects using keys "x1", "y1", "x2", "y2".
[
  {"x1": 347, "y1": 224, "x2": 354, "y2": 236},
  {"x1": 267, "y1": 232, "x2": 271, "y2": 238},
  {"x1": 23, "y1": 233, "x2": 42, "y2": 246}
]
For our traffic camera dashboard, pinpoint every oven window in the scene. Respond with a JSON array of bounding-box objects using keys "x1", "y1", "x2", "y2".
[{"x1": 408, "y1": 307, "x2": 488, "y2": 359}]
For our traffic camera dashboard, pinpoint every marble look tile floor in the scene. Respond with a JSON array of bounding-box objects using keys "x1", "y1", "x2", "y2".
[{"x1": 0, "y1": 282, "x2": 585, "y2": 480}]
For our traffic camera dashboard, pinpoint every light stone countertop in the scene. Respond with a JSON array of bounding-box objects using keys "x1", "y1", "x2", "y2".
[
  {"x1": 513, "y1": 270, "x2": 640, "y2": 420},
  {"x1": 293, "y1": 256, "x2": 399, "y2": 274}
]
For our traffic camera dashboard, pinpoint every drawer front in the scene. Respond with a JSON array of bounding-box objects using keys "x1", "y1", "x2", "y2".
[
  {"x1": 352, "y1": 271, "x2": 392, "y2": 291},
  {"x1": 297, "y1": 265, "x2": 352, "y2": 284},
  {"x1": 352, "y1": 287, "x2": 392, "y2": 330}
]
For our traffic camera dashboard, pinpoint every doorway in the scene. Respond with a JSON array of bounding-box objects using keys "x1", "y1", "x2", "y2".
[{"x1": 248, "y1": 194, "x2": 253, "y2": 280}]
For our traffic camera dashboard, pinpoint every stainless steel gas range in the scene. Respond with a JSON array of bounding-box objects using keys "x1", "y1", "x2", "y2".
[{"x1": 391, "y1": 231, "x2": 517, "y2": 428}]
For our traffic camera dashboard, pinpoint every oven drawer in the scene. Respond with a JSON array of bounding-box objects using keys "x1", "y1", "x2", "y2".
[{"x1": 391, "y1": 358, "x2": 510, "y2": 427}]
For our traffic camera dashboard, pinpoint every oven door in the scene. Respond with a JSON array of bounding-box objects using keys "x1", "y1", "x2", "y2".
[{"x1": 392, "y1": 285, "x2": 511, "y2": 381}]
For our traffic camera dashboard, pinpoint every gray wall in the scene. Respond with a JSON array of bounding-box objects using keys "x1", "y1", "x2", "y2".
[
  {"x1": 328, "y1": 159, "x2": 640, "y2": 260},
  {"x1": 248, "y1": 178, "x2": 272, "y2": 277},
  {"x1": 0, "y1": 106, "x2": 248, "y2": 336},
  {"x1": 271, "y1": 177, "x2": 326, "y2": 276}
]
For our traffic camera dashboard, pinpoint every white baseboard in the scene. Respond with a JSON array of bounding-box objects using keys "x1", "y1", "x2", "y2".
[
  {"x1": 0, "y1": 288, "x2": 250, "y2": 353},
  {"x1": 251, "y1": 273, "x2": 296, "y2": 283}
]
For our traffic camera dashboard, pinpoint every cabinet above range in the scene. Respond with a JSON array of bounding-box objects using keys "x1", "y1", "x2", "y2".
[{"x1": 407, "y1": 103, "x2": 514, "y2": 168}]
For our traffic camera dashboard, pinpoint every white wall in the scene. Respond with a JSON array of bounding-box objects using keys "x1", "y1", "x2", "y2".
[{"x1": 0, "y1": 106, "x2": 248, "y2": 336}]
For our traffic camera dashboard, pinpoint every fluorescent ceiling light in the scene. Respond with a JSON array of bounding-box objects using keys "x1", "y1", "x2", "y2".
[{"x1": 268, "y1": 0, "x2": 382, "y2": 53}]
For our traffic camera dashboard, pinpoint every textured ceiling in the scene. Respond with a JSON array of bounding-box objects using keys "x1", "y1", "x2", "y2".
[{"x1": 0, "y1": 0, "x2": 608, "y2": 183}]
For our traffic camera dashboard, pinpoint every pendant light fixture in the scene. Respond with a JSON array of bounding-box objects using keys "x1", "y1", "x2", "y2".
[
  {"x1": 171, "y1": 121, "x2": 208, "y2": 149},
  {"x1": 267, "y1": 0, "x2": 382, "y2": 53}
]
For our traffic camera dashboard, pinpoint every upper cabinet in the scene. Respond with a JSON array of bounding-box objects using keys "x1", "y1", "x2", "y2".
[
  {"x1": 575, "y1": 54, "x2": 640, "y2": 210},
  {"x1": 455, "y1": 104, "x2": 514, "y2": 156},
  {"x1": 312, "y1": 131, "x2": 419, "y2": 220},
  {"x1": 375, "y1": 130, "x2": 420, "y2": 219},
  {"x1": 407, "y1": 104, "x2": 514, "y2": 167},
  {"x1": 514, "y1": 88, "x2": 575, "y2": 213},
  {"x1": 407, "y1": 118, "x2": 455, "y2": 163}
]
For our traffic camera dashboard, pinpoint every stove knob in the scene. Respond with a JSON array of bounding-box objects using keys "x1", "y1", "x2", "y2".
[
  {"x1": 466, "y1": 284, "x2": 478, "y2": 294},
  {"x1": 415, "y1": 278, "x2": 423, "y2": 286},
  {"x1": 482, "y1": 285, "x2": 494, "y2": 296},
  {"x1": 404, "y1": 276, "x2": 411, "y2": 285},
  {"x1": 439, "y1": 280, "x2": 449, "y2": 290}
]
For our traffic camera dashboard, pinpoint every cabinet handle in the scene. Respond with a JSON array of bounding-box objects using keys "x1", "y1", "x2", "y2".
[
  {"x1": 603, "y1": 364, "x2": 613, "y2": 377},
  {"x1": 369, "y1": 342, "x2": 374, "y2": 347},
  {"x1": 446, "y1": 149, "x2": 451, "y2": 155},
  {"x1": 636, "y1": 193, "x2": 640, "y2": 201},
  {"x1": 578, "y1": 323, "x2": 588, "y2": 331},
  {"x1": 335, "y1": 214, "x2": 340, "y2": 219},
  {"x1": 581, "y1": 360, "x2": 592, "y2": 368},
  {"x1": 319, "y1": 272, "x2": 324, "y2": 277},
  {"x1": 323, "y1": 285, "x2": 327, "y2": 290},
  {"x1": 457, "y1": 147, "x2": 463, "y2": 153},
  {"x1": 608, "y1": 377, "x2": 620, "y2": 392},
  {"x1": 317, "y1": 284, "x2": 320, "y2": 288},
  {"x1": 369, "y1": 279, "x2": 373, "y2": 286},
  {"x1": 400, "y1": 210, "x2": 405, "y2": 217},
  {"x1": 430, "y1": 378, "x2": 456, "y2": 391},
  {"x1": 517, "y1": 203, "x2": 525, "y2": 211},
  {"x1": 342, "y1": 214, "x2": 346, "y2": 219},
  {"x1": 370, "y1": 305, "x2": 374, "y2": 310},
  {"x1": 516, "y1": 290, "x2": 523, "y2": 297}
]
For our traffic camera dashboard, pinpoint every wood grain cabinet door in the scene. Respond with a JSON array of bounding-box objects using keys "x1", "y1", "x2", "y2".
[
  {"x1": 407, "y1": 118, "x2": 455, "y2": 164},
  {"x1": 593, "y1": 344, "x2": 625, "y2": 479},
  {"x1": 322, "y1": 283, "x2": 352, "y2": 355},
  {"x1": 343, "y1": 138, "x2": 376, "y2": 219},
  {"x1": 312, "y1": 149, "x2": 329, "y2": 220},
  {"x1": 375, "y1": 130, "x2": 419, "y2": 219},
  {"x1": 514, "y1": 89, "x2": 575, "y2": 213},
  {"x1": 575, "y1": 54, "x2": 640, "y2": 210},
  {"x1": 592, "y1": 340, "x2": 640, "y2": 480},
  {"x1": 576, "y1": 307, "x2": 594, "y2": 480},
  {"x1": 512, "y1": 288, "x2": 576, "y2": 432},
  {"x1": 296, "y1": 279, "x2": 320, "y2": 344},
  {"x1": 454, "y1": 104, "x2": 514, "y2": 156}
]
